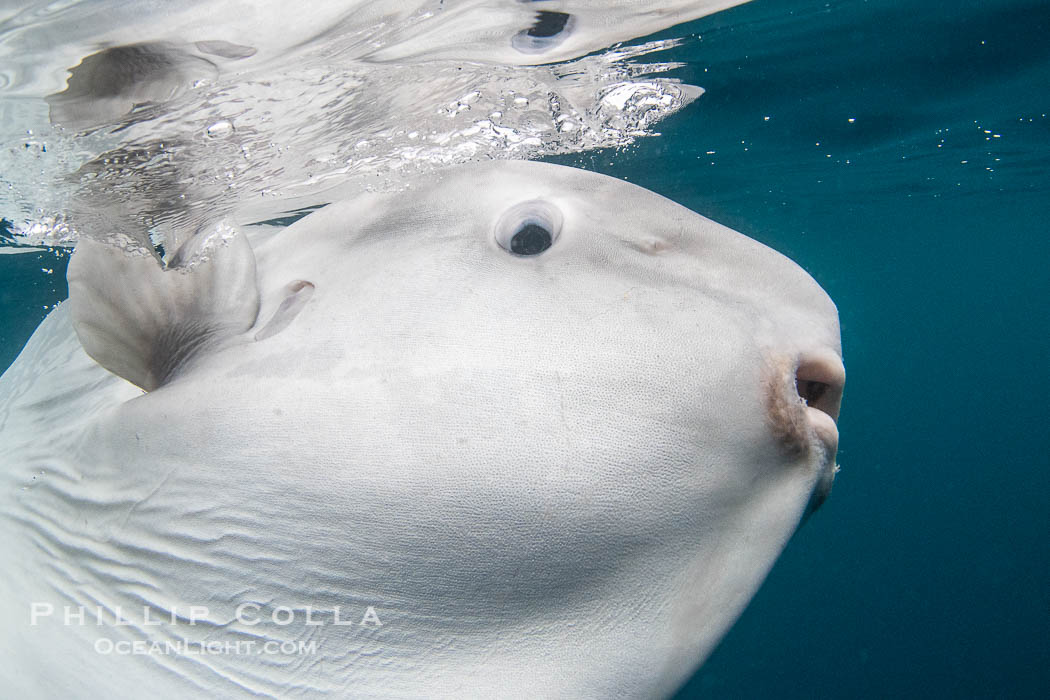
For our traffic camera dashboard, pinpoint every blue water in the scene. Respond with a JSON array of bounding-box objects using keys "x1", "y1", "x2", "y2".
[{"x1": 2, "y1": 0, "x2": 1048, "y2": 697}]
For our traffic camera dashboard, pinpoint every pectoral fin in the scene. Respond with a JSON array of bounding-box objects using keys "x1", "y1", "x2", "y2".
[{"x1": 67, "y1": 226, "x2": 260, "y2": 391}]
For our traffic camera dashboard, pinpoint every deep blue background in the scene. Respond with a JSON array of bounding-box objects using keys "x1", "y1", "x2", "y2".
[
  {"x1": 0, "y1": 222, "x2": 68, "y2": 373},
  {"x1": 2, "y1": 0, "x2": 1048, "y2": 697}
]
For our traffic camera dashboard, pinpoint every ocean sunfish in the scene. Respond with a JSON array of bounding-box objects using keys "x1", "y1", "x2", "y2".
[{"x1": 0, "y1": 160, "x2": 844, "y2": 698}]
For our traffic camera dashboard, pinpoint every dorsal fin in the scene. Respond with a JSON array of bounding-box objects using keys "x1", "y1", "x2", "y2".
[{"x1": 67, "y1": 226, "x2": 260, "y2": 391}]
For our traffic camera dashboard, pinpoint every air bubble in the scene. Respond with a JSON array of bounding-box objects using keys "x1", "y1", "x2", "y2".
[{"x1": 206, "y1": 120, "x2": 234, "y2": 138}]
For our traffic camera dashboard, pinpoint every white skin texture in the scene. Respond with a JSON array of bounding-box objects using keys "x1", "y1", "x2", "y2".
[{"x1": 0, "y1": 161, "x2": 843, "y2": 699}]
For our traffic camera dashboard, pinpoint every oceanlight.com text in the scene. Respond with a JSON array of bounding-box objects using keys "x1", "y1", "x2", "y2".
[{"x1": 94, "y1": 638, "x2": 320, "y2": 656}]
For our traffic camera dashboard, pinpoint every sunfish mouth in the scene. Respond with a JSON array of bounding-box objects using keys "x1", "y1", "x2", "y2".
[
  {"x1": 795, "y1": 348, "x2": 845, "y2": 460},
  {"x1": 790, "y1": 348, "x2": 845, "y2": 518},
  {"x1": 764, "y1": 349, "x2": 844, "y2": 456}
]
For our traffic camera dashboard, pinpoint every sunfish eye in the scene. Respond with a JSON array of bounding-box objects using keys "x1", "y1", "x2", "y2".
[
  {"x1": 511, "y1": 10, "x2": 575, "y2": 54},
  {"x1": 495, "y1": 200, "x2": 563, "y2": 257},
  {"x1": 510, "y1": 223, "x2": 552, "y2": 255}
]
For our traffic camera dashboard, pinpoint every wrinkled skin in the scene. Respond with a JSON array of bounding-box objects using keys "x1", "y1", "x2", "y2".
[{"x1": 0, "y1": 161, "x2": 843, "y2": 698}]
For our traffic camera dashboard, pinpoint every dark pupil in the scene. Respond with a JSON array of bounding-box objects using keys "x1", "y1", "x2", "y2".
[
  {"x1": 528, "y1": 11, "x2": 570, "y2": 38},
  {"x1": 510, "y1": 223, "x2": 552, "y2": 255}
]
